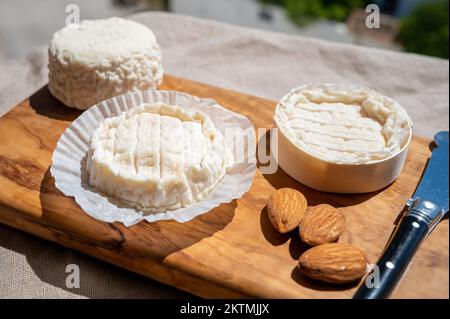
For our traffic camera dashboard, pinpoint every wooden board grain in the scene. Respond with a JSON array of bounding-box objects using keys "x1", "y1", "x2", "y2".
[{"x1": 0, "y1": 75, "x2": 448, "y2": 299}]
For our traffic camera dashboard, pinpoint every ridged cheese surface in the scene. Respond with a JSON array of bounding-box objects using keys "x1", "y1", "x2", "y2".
[
  {"x1": 87, "y1": 103, "x2": 232, "y2": 212},
  {"x1": 274, "y1": 84, "x2": 412, "y2": 164}
]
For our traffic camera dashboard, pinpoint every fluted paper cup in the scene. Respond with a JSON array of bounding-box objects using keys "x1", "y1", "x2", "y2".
[{"x1": 51, "y1": 90, "x2": 256, "y2": 226}]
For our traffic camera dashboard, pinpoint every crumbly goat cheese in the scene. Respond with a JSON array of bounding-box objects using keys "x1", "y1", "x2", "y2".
[
  {"x1": 48, "y1": 17, "x2": 163, "y2": 110},
  {"x1": 274, "y1": 84, "x2": 412, "y2": 164},
  {"x1": 86, "y1": 103, "x2": 233, "y2": 212}
]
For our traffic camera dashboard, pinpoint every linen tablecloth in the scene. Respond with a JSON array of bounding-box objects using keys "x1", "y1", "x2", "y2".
[{"x1": 0, "y1": 11, "x2": 448, "y2": 298}]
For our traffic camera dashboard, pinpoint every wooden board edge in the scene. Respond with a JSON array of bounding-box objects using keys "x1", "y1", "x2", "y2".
[{"x1": 0, "y1": 203, "x2": 249, "y2": 299}]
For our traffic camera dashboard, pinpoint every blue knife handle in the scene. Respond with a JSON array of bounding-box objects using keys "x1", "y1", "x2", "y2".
[{"x1": 353, "y1": 214, "x2": 428, "y2": 299}]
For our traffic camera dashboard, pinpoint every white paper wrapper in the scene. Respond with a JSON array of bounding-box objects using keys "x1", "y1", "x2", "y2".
[{"x1": 51, "y1": 90, "x2": 256, "y2": 226}]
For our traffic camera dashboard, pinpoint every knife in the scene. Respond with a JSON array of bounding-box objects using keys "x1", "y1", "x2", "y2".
[{"x1": 354, "y1": 131, "x2": 449, "y2": 299}]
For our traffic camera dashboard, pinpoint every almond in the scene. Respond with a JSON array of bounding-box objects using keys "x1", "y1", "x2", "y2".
[
  {"x1": 267, "y1": 188, "x2": 307, "y2": 233},
  {"x1": 298, "y1": 243, "x2": 369, "y2": 284},
  {"x1": 299, "y1": 204, "x2": 345, "y2": 246}
]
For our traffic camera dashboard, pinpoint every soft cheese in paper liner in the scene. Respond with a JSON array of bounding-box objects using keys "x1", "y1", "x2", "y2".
[{"x1": 51, "y1": 90, "x2": 256, "y2": 226}]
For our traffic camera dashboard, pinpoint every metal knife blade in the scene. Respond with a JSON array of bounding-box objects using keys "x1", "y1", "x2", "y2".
[
  {"x1": 354, "y1": 131, "x2": 449, "y2": 299},
  {"x1": 411, "y1": 131, "x2": 449, "y2": 212}
]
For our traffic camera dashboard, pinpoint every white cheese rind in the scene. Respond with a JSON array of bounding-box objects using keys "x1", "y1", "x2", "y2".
[
  {"x1": 48, "y1": 17, "x2": 163, "y2": 110},
  {"x1": 274, "y1": 84, "x2": 412, "y2": 164},
  {"x1": 86, "y1": 102, "x2": 232, "y2": 212}
]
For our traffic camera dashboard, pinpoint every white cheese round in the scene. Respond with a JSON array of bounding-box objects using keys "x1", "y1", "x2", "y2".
[
  {"x1": 48, "y1": 17, "x2": 163, "y2": 110},
  {"x1": 274, "y1": 84, "x2": 412, "y2": 164},
  {"x1": 86, "y1": 102, "x2": 232, "y2": 212}
]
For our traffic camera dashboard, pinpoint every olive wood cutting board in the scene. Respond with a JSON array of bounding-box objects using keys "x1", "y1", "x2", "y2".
[{"x1": 0, "y1": 75, "x2": 448, "y2": 299}]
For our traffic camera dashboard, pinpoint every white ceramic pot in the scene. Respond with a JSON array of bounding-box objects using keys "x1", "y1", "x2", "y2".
[
  {"x1": 273, "y1": 84, "x2": 413, "y2": 193},
  {"x1": 273, "y1": 121, "x2": 412, "y2": 193}
]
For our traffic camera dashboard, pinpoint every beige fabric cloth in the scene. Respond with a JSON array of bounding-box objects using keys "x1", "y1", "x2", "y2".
[{"x1": 0, "y1": 11, "x2": 449, "y2": 299}]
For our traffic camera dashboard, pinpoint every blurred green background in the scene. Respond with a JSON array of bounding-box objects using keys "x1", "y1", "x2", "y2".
[
  {"x1": 261, "y1": 0, "x2": 371, "y2": 25},
  {"x1": 398, "y1": 1, "x2": 448, "y2": 58},
  {"x1": 1, "y1": 0, "x2": 448, "y2": 60},
  {"x1": 260, "y1": 0, "x2": 448, "y2": 58}
]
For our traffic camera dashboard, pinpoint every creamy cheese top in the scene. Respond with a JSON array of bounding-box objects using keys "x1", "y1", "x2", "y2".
[
  {"x1": 87, "y1": 103, "x2": 232, "y2": 212},
  {"x1": 49, "y1": 17, "x2": 159, "y2": 65},
  {"x1": 274, "y1": 84, "x2": 412, "y2": 164}
]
